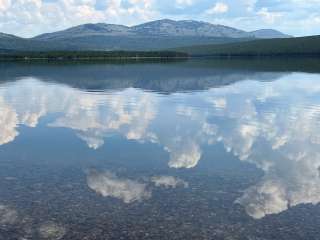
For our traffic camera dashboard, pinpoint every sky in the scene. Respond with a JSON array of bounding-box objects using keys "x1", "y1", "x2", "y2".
[{"x1": 0, "y1": 0, "x2": 319, "y2": 37}]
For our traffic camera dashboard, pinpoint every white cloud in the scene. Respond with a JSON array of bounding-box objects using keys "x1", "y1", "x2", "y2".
[
  {"x1": 0, "y1": 0, "x2": 157, "y2": 37},
  {"x1": 0, "y1": 0, "x2": 10, "y2": 12},
  {"x1": 175, "y1": 0, "x2": 194, "y2": 8},
  {"x1": 205, "y1": 2, "x2": 229, "y2": 14},
  {"x1": 257, "y1": 7, "x2": 283, "y2": 24},
  {"x1": 87, "y1": 170, "x2": 151, "y2": 203},
  {"x1": 244, "y1": 0, "x2": 257, "y2": 12},
  {"x1": 0, "y1": 0, "x2": 319, "y2": 36}
]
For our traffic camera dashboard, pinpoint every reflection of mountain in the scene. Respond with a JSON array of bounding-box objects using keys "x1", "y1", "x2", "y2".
[
  {"x1": 1, "y1": 66, "x2": 320, "y2": 218},
  {"x1": 0, "y1": 60, "x2": 306, "y2": 93}
]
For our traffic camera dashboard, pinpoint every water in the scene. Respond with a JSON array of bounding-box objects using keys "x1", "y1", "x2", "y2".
[{"x1": 1, "y1": 59, "x2": 320, "y2": 239}]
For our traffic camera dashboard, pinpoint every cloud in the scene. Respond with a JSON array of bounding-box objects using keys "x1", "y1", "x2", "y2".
[
  {"x1": 0, "y1": 0, "x2": 157, "y2": 37},
  {"x1": 205, "y1": 2, "x2": 229, "y2": 14},
  {"x1": 257, "y1": 7, "x2": 283, "y2": 24},
  {"x1": 244, "y1": 0, "x2": 257, "y2": 12},
  {"x1": 0, "y1": 0, "x2": 319, "y2": 36},
  {"x1": 0, "y1": 0, "x2": 10, "y2": 12},
  {"x1": 87, "y1": 170, "x2": 151, "y2": 203},
  {"x1": 151, "y1": 176, "x2": 189, "y2": 188},
  {"x1": 175, "y1": 0, "x2": 193, "y2": 8}
]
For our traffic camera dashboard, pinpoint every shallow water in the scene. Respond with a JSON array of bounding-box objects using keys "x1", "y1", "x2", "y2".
[{"x1": 1, "y1": 59, "x2": 320, "y2": 239}]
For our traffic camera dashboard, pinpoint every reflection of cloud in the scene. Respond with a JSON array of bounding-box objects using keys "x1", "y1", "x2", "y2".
[
  {"x1": 151, "y1": 176, "x2": 188, "y2": 188},
  {"x1": 235, "y1": 150, "x2": 320, "y2": 219},
  {"x1": 38, "y1": 222, "x2": 66, "y2": 240},
  {"x1": 211, "y1": 97, "x2": 227, "y2": 109},
  {"x1": 0, "y1": 204, "x2": 18, "y2": 225},
  {"x1": 0, "y1": 97, "x2": 19, "y2": 145},
  {"x1": 20, "y1": 112, "x2": 44, "y2": 128},
  {"x1": 236, "y1": 180, "x2": 288, "y2": 219},
  {"x1": 167, "y1": 141, "x2": 201, "y2": 169},
  {"x1": 3, "y1": 74, "x2": 320, "y2": 218},
  {"x1": 87, "y1": 170, "x2": 151, "y2": 203},
  {"x1": 49, "y1": 91, "x2": 156, "y2": 149},
  {"x1": 201, "y1": 75, "x2": 320, "y2": 219},
  {"x1": 76, "y1": 131, "x2": 105, "y2": 150},
  {"x1": 0, "y1": 79, "x2": 210, "y2": 169}
]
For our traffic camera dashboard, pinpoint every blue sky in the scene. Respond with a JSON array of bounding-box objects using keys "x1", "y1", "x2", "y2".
[{"x1": 0, "y1": 0, "x2": 319, "y2": 37}]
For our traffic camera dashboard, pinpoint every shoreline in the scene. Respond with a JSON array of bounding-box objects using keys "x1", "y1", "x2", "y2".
[
  {"x1": 0, "y1": 50, "x2": 189, "y2": 62},
  {"x1": 1, "y1": 55, "x2": 320, "y2": 62}
]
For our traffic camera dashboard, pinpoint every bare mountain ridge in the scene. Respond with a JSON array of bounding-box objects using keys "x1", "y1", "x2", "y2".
[
  {"x1": 0, "y1": 19, "x2": 292, "y2": 51},
  {"x1": 33, "y1": 19, "x2": 291, "y2": 40},
  {"x1": 250, "y1": 29, "x2": 292, "y2": 39}
]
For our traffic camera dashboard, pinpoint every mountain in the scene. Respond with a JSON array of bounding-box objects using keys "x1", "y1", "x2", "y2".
[
  {"x1": 0, "y1": 33, "x2": 35, "y2": 51},
  {"x1": 176, "y1": 35, "x2": 320, "y2": 57},
  {"x1": 34, "y1": 20, "x2": 252, "y2": 41},
  {"x1": 34, "y1": 20, "x2": 291, "y2": 40},
  {"x1": 31, "y1": 20, "x2": 257, "y2": 51},
  {"x1": 0, "y1": 32, "x2": 20, "y2": 39},
  {"x1": 130, "y1": 19, "x2": 252, "y2": 38},
  {"x1": 34, "y1": 23, "x2": 133, "y2": 41},
  {"x1": 250, "y1": 29, "x2": 292, "y2": 39},
  {"x1": 0, "y1": 32, "x2": 80, "y2": 52},
  {"x1": 0, "y1": 19, "x2": 291, "y2": 52}
]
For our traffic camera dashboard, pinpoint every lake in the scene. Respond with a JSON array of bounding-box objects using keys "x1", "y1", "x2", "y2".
[{"x1": 1, "y1": 59, "x2": 320, "y2": 239}]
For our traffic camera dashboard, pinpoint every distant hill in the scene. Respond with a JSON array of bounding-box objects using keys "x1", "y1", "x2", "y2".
[
  {"x1": 34, "y1": 20, "x2": 253, "y2": 40},
  {"x1": 0, "y1": 19, "x2": 291, "y2": 52},
  {"x1": 250, "y1": 29, "x2": 292, "y2": 39},
  {"x1": 0, "y1": 33, "x2": 20, "y2": 39},
  {"x1": 176, "y1": 35, "x2": 320, "y2": 57}
]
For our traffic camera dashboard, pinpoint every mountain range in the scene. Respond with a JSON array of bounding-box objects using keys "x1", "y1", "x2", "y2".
[{"x1": 0, "y1": 19, "x2": 292, "y2": 52}]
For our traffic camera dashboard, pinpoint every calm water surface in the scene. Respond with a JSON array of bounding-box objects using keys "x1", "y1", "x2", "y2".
[{"x1": 1, "y1": 60, "x2": 320, "y2": 239}]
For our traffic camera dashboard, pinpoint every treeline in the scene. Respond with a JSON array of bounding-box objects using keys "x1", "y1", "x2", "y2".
[
  {"x1": 176, "y1": 35, "x2": 320, "y2": 57},
  {"x1": 0, "y1": 50, "x2": 189, "y2": 60}
]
